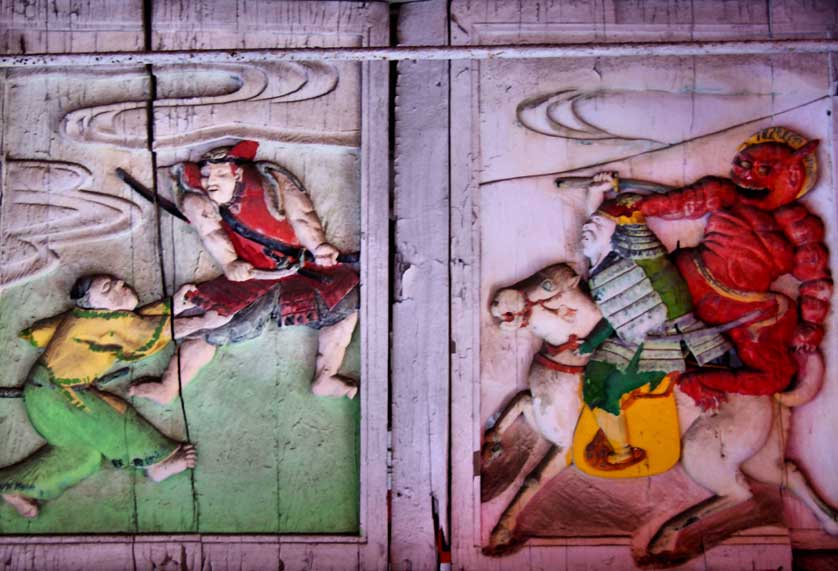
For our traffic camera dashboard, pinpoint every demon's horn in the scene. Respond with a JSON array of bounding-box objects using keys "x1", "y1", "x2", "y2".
[{"x1": 792, "y1": 139, "x2": 819, "y2": 158}]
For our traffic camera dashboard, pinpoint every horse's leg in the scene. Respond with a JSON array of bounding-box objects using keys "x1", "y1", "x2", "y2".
[
  {"x1": 742, "y1": 403, "x2": 838, "y2": 535},
  {"x1": 649, "y1": 393, "x2": 773, "y2": 554},
  {"x1": 484, "y1": 444, "x2": 571, "y2": 556},
  {"x1": 482, "y1": 390, "x2": 535, "y2": 463},
  {"x1": 481, "y1": 390, "x2": 540, "y2": 502},
  {"x1": 486, "y1": 390, "x2": 535, "y2": 439}
]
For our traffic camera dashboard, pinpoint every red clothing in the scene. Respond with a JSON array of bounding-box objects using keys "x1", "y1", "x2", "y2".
[
  {"x1": 221, "y1": 168, "x2": 302, "y2": 271},
  {"x1": 188, "y1": 166, "x2": 358, "y2": 326},
  {"x1": 639, "y1": 177, "x2": 832, "y2": 402},
  {"x1": 675, "y1": 251, "x2": 797, "y2": 397}
]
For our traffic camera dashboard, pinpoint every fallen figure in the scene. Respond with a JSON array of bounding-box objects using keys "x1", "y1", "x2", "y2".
[{"x1": 0, "y1": 274, "x2": 230, "y2": 518}]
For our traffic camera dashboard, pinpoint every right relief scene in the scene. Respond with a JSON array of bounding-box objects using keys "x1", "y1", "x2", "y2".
[{"x1": 476, "y1": 53, "x2": 838, "y2": 566}]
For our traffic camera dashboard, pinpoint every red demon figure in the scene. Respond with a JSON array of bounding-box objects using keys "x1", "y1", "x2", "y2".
[{"x1": 638, "y1": 127, "x2": 831, "y2": 409}]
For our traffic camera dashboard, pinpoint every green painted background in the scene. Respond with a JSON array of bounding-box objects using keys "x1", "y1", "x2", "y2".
[{"x1": 0, "y1": 277, "x2": 361, "y2": 534}]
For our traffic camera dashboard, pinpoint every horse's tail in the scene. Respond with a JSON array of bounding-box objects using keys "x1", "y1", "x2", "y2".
[{"x1": 775, "y1": 349, "x2": 824, "y2": 407}]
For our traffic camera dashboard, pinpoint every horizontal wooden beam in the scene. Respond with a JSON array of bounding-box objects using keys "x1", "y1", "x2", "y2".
[{"x1": 3, "y1": 39, "x2": 838, "y2": 67}]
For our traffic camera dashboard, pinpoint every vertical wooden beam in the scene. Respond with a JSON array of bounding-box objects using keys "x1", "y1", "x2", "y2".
[
  {"x1": 391, "y1": 0, "x2": 451, "y2": 569},
  {"x1": 359, "y1": 14, "x2": 392, "y2": 571}
]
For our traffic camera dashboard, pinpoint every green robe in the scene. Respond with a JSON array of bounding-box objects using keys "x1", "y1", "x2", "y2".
[{"x1": 0, "y1": 302, "x2": 178, "y2": 501}]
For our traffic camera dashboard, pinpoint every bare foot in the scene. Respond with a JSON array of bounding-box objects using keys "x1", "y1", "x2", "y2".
[
  {"x1": 2, "y1": 493, "x2": 39, "y2": 519},
  {"x1": 146, "y1": 444, "x2": 197, "y2": 483},
  {"x1": 311, "y1": 374, "x2": 359, "y2": 399},
  {"x1": 129, "y1": 377, "x2": 177, "y2": 406}
]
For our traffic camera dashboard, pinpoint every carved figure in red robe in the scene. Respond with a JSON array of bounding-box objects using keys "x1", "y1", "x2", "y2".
[
  {"x1": 638, "y1": 128, "x2": 831, "y2": 409},
  {"x1": 130, "y1": 141, "x2": 360, "y2": 404}
]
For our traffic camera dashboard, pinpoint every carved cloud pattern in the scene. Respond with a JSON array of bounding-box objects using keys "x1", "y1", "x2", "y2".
[
  {"x1": 1, "y1": 160, "x2": 142, "y2": 288},
  {"x1": 516, "y1": 89, "x2": 822, "y2": 147},
  {"x1": 61, "y1": 62, "x2": 349, "y2": 150}
]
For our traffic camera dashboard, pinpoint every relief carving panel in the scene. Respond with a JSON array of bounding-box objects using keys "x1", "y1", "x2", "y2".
[
  {"x1": 0, "y1": 56, "x2": 365, "y2": 538},
  {"x1": 453, "y1": 47, "x2": 838, "y2": 568}
]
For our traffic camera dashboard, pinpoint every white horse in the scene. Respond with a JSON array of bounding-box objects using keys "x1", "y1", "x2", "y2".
[{"x1": 483, "y1": 263, "x2": 837, "y2": 563}]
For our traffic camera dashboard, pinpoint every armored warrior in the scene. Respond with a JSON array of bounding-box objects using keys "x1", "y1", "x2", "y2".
[
  {"x1": 577, "y1": 191, "x2": 732, "y2": 469},
  {"x1": 637, "y1": 128, "x2": 831, "y2": 408},
  {"x1": 129, "y1": 141, "x2": 360, "y2": 404}
]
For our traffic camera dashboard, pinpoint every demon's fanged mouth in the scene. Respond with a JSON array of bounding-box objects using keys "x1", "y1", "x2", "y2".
[{"x1": 736, "y1": 186, "x2": 771, "y2": 200}]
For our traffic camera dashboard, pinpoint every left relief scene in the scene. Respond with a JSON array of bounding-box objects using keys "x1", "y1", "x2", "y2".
[{"x1": 0, "y1": 58, "x2": 363, "y2": 534}]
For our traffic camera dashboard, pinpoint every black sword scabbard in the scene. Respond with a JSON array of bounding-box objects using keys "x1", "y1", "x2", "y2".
[{"x1": 116, "y1": 168, "x2": 190, "y2": 222}]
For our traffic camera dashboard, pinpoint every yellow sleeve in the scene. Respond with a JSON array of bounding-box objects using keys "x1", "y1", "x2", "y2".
[
  {"x1": 138, "y1": 299, "x2": 172, "y2": 317},
  {"x1": 115, "y1": 301, "x2": 172, "y2": 361},
  {"x1": 19, "y1": 314, "x2": 65, "y2": 348}
]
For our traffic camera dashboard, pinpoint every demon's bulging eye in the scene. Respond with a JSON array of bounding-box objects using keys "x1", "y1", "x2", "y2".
[
  {"x1": 737, "y1": 160, "x2": 752, "y2": 169},
  {"x1": 757, "y1": 164, "x2": 772, "y2": 176}
]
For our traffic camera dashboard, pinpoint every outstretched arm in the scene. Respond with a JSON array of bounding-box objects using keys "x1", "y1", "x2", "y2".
[
  {"x1": 640, "y1": 176, "x2": 738, "y2": 220},
  {"x1": 167, "y1": 284, "x2": 232, "y2": 339},
  {"x1": 774, "y1": 203, "x2": 833, "y2": 351}
]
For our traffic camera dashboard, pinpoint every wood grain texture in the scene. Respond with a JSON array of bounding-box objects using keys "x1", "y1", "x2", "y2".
[
  {"x1": 0, "y1": 1, "x2": 389, "y2": 569},
  {"x1": 450, "y1": 0, "x2": 837, "y2": 45},
  {"x1": 391, "y1": 1, "x2": 450, "y2": 570},
  {"x1": 0, "y1": 0, "x2": 144, "y2": 54},
  {"x1": 357, "y1": 46, "x2": 390, "y2": 571},
  {"x1": 447, "y1": 0, "x2": 838, "y2": 569},
  {"x1": 450, "y1": 54, "x2": 482, "y2": 570}
]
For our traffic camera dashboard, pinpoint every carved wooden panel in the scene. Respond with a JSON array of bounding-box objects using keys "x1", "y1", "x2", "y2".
[
  {"x1": 5, "y1": 0, "x2": 838, "y2": 569},
  {"x1": 0, "y1": 2, "x2": 388, "y2": 570},
  {"x1": 450, "y1": 1, "x2": 838, "y2": 570}
]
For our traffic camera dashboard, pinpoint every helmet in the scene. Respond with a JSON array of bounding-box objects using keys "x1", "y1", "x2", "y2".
[{"x1": 200, "y1": 140, "x2": 259, "y2": 164}]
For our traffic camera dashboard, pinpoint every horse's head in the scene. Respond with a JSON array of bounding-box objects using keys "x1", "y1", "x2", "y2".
[{"x1": 490, "y1": 264, "x2": 583, "y2": 331}]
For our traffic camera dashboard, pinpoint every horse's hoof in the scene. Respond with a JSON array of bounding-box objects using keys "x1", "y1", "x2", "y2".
[
  {"x1": 483, "y1": 526, "x2": 526, "y2": 557},
  {"x1": 647, "y1": 527, "x2": 678, "y2": 556}
]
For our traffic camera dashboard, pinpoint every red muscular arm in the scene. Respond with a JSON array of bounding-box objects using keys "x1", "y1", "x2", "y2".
[
  {"x1": 774, "y1": 203, "x2": 833, "y2": 350},
  {"x1": 640, "y1": 176, "x2": 738, "y2": 220}
]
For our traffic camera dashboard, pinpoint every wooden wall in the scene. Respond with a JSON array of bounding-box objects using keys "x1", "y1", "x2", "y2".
[{"x1": 2, "y1": 1, "x2": 838, "y2": 570}]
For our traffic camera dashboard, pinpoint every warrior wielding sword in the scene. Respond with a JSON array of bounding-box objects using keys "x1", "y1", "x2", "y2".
[{"x1": 115, "y1": 168, "x2": 360, "y2": 282}]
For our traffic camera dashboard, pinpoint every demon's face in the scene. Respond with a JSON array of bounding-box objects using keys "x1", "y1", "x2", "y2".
[{"x1": 730, "y1": 141, "x2": 817, "y2": 210}]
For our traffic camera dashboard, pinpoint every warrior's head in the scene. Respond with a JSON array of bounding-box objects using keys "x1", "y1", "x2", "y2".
[
  {"x1": 580, "y1": 213, "x2": 616, "y2": 269},
  {"x1": 197, "y1": 140, "x2": 260, "y2": 205},
  {"x1": 581, "y1": 193, "x2": 647, "y2": 268},
  {"x1": 70, "y1": 274, "x2": 139, "y2": 311},
  {"x1": 730, "y1": 127, "x2": 819, "y2": 211}
]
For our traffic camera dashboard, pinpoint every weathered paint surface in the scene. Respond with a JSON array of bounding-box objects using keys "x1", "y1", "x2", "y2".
[
  {"x1": 4, "y1": 0, "x2": 838, "y2": 569},
  {"x1": 0, "y1": 1, "x2": 390, "y2": 567},
  {"x1": 451, "y1": 1, "x2": 838, "y2": 570}
]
